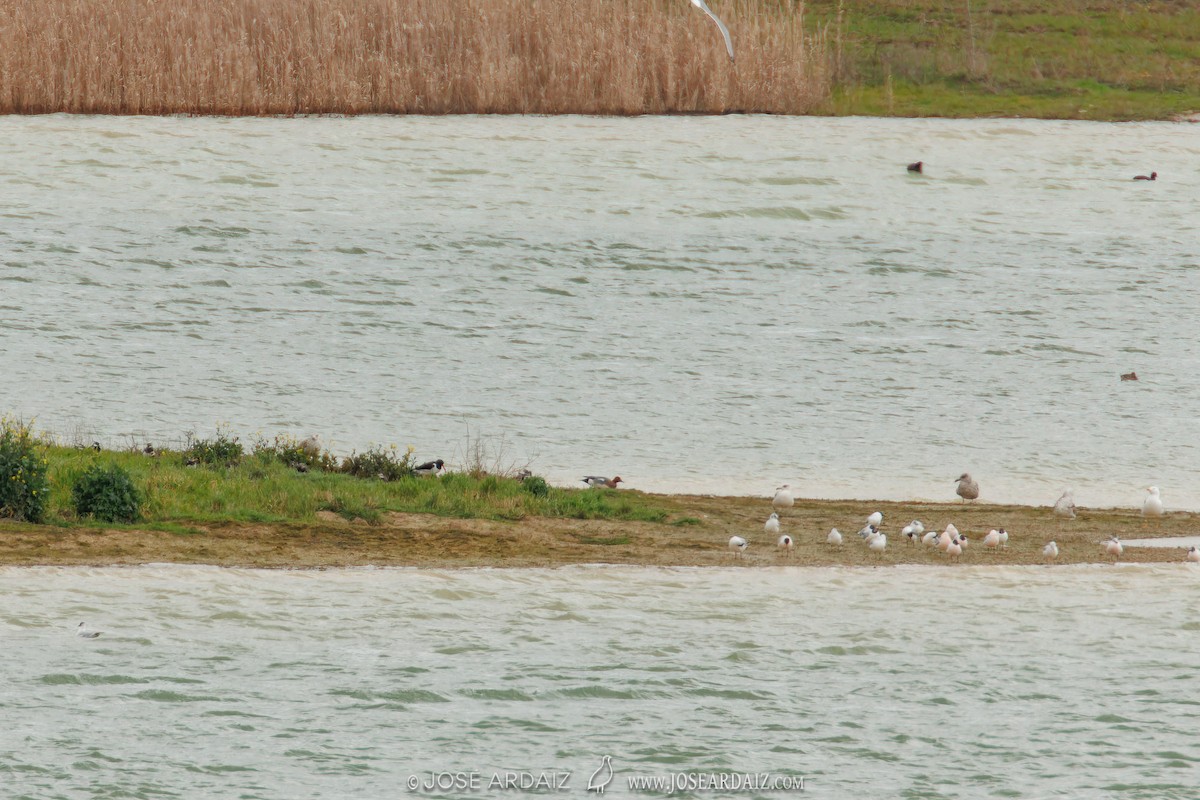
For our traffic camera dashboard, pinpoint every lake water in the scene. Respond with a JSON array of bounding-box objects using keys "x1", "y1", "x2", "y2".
[
  {"x1": 2, "y1": 115, "x2": 1198, "y2": 508},
  {"x1": 2, "y1": 564, "x2": 1198, "y2": 799}
]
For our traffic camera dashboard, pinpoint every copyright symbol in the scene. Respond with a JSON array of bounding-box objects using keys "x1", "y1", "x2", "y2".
[{"x1": 407, "y1": 775, "x2": 419, "y2": 791}]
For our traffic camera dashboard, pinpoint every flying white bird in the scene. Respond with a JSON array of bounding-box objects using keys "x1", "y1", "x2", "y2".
[
  {"x1": 1105, "y1": 536, "x2": 1123, "y2": 560},
  {"x1": 772, "y1": 485, "x2": 794, "y2": 512},
  {"x1": 1187, "y1": 546, "x2": 1200, "y2": 563},
  {"x1": 689, "y1": 0, "x2": 735, "y2": 62},
  {"x1": 778, "y1": 534, "x2": 794, "y2": 555},
  {"x1": 1043, "y1": 541, "x2": 1059, "y2": 560},
  {"x1": 1053, "y1": 490, "x2": 1076, "y2": 519},
  {"x1": 764, "y1": 512, "x2": 781, "y2": 535},
  {"x1": 1142, "y1": 486, "x2": 1164, "y2": 517},
  {"x1": 76, "y1": 622, "x2": 101, "y2": 639},
  {"x1": 827, "y1": 528, "x2": 843, "y2": 546},
  {"x1": 728, "y1": 536, "x2": 748, "y2": 557}
]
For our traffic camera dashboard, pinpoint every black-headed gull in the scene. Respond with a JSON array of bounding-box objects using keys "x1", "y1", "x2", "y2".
[
  {"x1": 772, "y1": 485, "x2": 794, "y2": 512},
  {"x1": 76, "y1": 622, "x2": 101, "y2": 639},
  {"x1": 1142, "y1": 486, "x2": 1164, "y2": 517},
  {"x1": 955, "y1": 473, "x2": 979, "y2": 502},
  {"x1": 901, "y1": 520, "x2": 924, "y2": 544},
  {"x1": 983, "y1": 529, "x2": 1001, "y2": 550},
  {"x1": 777, "y1": 534, "x2": 793, "y2": 555},
  {"x1": 827, "y1": 528, "x2": 843, "y2": 546},
  {"x1": 946, "y1": 536, "x2": 963, "y2": 561},
  {"x1": 1105, "y1": 536, "x2": 1123, "y2": 560},
  {"x1": 858, "y1": 523, "x2": 879, "y2": 540},
  {"x1": 867, "y1": 511, "x2": 883, "y2": 528},
  {"x1": 867, "y1": 531, "x2": 887, "y2": 555},
  {"x1": 1187, "y1": 546, "x2": 1200, "y2": 563},
  {"x1": 689, "y1": 0, "x2": 734, "y2": 61},
  {"x1": 1043, "y1": 541, "x2": 1059, "y2": 560},
  {"x1": 582, "y1": 475, "x2": 621, "y2": 488},
  {"x1": 728, "y1": 536, "x2": 748, "y2": 557},
  {"x1": 1053, "y1": 490, "x2": 1076, "y2": 519},
  {"x1": 764, "y1": 512, "x2": 781, "y2": 535}
]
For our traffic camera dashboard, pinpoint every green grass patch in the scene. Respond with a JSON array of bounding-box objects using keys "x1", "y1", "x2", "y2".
[{"x1": 31, "y1": 444, "x2": 669, "y2": 528}]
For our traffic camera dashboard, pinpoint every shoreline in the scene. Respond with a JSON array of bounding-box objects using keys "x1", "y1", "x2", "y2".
[{"x1": 2, "y1": 493, "x2": 1194, "y2": 569}]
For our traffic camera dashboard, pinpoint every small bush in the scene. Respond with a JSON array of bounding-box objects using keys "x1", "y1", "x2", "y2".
[
  {"x1": 341, "y1": 445, "x2": 414, "y2": 481},
  {"x1": 185, "y1": 430, "x2": 244, "y2": 467},
  {"x1": 0, "y1": 418, "x2": 49, "y2": 523},
  {"x1": 72, "y1": 463, "x2": 142, "y2": 523},
  {"x1": 522, "y1": 476, "x2": 549, "y2": 497}
]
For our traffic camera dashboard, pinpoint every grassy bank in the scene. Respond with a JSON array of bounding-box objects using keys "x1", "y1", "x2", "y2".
[
  {"x1": 809, "y1": 0, "x2": 1200, "y2": 119},
  {"x1": 1, "y1": 442, "x2": 1196, "y2": 567}
]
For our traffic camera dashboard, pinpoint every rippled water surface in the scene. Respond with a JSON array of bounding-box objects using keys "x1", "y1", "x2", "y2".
[
  {"x1": 2, "y1": 565, "x2": 1199, "y2": 799},
  {"x1": 2, "y1": 115, "x2": 1198, "y2": 505}
]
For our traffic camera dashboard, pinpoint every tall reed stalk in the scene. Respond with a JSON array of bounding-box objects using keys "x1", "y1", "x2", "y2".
[{"x1": 0, "y1": 0, "x2": 830, "y2": 115}]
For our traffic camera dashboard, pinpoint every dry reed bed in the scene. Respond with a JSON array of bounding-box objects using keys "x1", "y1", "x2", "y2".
[{"x1": 0, "y1": 0, "x2": 829, "y2": 115}]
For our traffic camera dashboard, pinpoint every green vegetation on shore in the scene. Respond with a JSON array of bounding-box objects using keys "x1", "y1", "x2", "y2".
[{"x1": 810, "y1": 0, "x2": 1200, "y2": 119}]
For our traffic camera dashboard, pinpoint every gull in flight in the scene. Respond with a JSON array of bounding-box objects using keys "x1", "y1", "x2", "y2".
[
  {"x1": 76, "y1": 622, "x2": 101, "y2": 639},
  {"x1": 690, "y1": 0, "x2": 735, "y2": 62}
]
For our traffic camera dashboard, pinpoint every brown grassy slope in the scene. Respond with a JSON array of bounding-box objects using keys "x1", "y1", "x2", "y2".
[
  {"x1": 0, "y1": 0, "x2": 829, "y2": 115},
  {"x1": 1, "y1": 496, "x2": 1193, "y2": 568}
]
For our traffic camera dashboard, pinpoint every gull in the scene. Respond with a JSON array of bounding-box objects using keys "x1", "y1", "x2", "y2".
[
  {"x1": 983, "y1": 529, "x2": 1001, "y2": 550},
  {"x1": 957, "y1": 533, "x2": 969, "y2": 549},
  {"x1": 1187, "y1": 546, "x2": 1200, "y2": 563},
  {"x1": 827, "y1": 528, "x2": 843, "y2": 546},
  {"x1": 76, "y1": 622, "x2": 101, "y2": 639},
  {"x1": 1053, "y1": 490, "x2": 1076, "y2": 519},
  {"x1": 772, "y1": 485, "x2": 794, "y2": 512},
  {"x1": 582, "y1": 475, "x2": 621, "y2": 488},
  {"x1": 998, "y1": 528, "x2": 1009, "y2": 548},
  {"x1": 728, "y1": 535, "x2": 748, "y2": 557},
  {"x1": 777, "y1": 534, "x2": 794, "y2": 555},
  {"x1": 867, "y1": 531, "x2": 887, "y2": 555},
  {"x1": 858, "y1": 523, "x2": 879, "y2": 541},
  {"x1": 867, "y1": 511, "x2": 883, "y2": 528},
  {"x1": 689, "y1": 0, "x2": 735, "y2": 62},
  {"x1": 300, "y1": 435, "x2": 321, "y2": 457},
  {"x1": 1142, "y1": 486, "x2": 1164, "y2": 517},
  {"x1": 938, "y1": 529, "x2": 954, "y2": 552},
  {"x1": 955, "y1": 473, "x2": 979, "y2": 502},
  {"x1": 1043, "y1": 541, "x2": 1059, "y2": 560},
  {"x1": 1105, "y1": 536, "x2": 1123, "y2": 560},
  {"x1": 946, "y1": 536, "x2": 963, "y2": 561},
  {"x1": 922, "y1": 528, "x2": 939, "y2": 547},
  {"x1": 764, "y1": 512, "x2": 781, "y2": 535},
  {"x1": 901, "y1": 519, "x2": 924, "y2": 539}
]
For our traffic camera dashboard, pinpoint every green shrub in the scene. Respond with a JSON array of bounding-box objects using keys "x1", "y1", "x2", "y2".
[
  {"x1": 0, "y1": 418, "x2": 49, "y2": 523},
  {"x1": 72, "y1": 463, "x2": 142, "y2": 523},
  {"x1": 340, "y1": 445, "x2": 414, "y2": 481},
  {"x1": 522, "y1": 476, "x2": 549, "y2": 497},
  {"x1": 185, "y1": 430, "x2": 244, "y2": 467}
]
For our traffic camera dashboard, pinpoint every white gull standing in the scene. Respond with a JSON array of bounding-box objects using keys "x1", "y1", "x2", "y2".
[
  {"x1": 777, "y1": 534, "x2": 794, "y2": 556},
  {"x1": 1187, "y1": 546, "x2": 1200, "y2": 563},
  {"x1": 772, "y1": 485, "x2": 795, "y2": 512},
  {"x1": 1142, "y1": 486, "x2": 1164, "y2": 517},
  {"x1": 827, "y1": 528, "x2": 843, "y2": 546},
  {"x1": 1053, "y1": 490, "x2": 1076, "y2": 519},
  {"x1": 728, "y1": 536, "x2": 748, "y2": 557},
  {"x1": 1043, "y1": 541, "x2": 1059, "y2": 560},
  {"x1": 764, "y1": 512, "x2": 781, "y2": 535}
]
